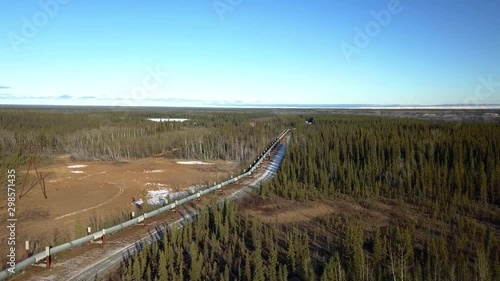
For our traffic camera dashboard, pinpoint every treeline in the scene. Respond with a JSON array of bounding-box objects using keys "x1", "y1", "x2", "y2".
[
  {"x1": 0, "y1": 109, "x2": 291, "y2": 186},
  {"x1": 112, "y1": 200, "x2": 500, "y2": 281},
  {"x1": 263, "y1": 116, "x2": 500, "y2": 206}
]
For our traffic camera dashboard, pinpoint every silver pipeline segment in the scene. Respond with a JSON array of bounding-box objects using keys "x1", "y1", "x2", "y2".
[{"x1": 0, "y1": 129, "x2": 289, "y2": 280}]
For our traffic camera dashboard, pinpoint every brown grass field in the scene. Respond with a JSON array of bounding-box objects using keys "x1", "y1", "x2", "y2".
[{"x1": 0, "y1": 155, "x2": 237, "y2": 259}]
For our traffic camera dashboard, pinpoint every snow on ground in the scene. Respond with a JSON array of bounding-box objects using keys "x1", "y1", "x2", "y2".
[
  {"x1": 148, "y1": 118, "x2": 189, "y2": 122},
  {"x1": 177, "y1": 161, "x2": 213, "y2": 165},
  {"x1": 133, "y1": 199, "x2": 144, "y2": 206},
  {"x1": 147, "y1": 190, "x2": 173, "y2": 205},
  {"x1": 143, "y1": 169, "x2": 164, "y2": 173},
  {"x1": 145, "y1": 182, "x2": 169, "y2": 187},
  {"x1": 485, "y1": 113, "x2": 499, "y2": 117},
  {"x1": 68, "y1": 165, "x2": 88, "y2": 169},
  {"x1": 134, "y1": 185, "x2": 204, "y2": 206},
  {"x1": 70, "y1": 171, "x2": 85, "y2": 174},
  {"x1": 147, "y1": 190, "x2": 191, "y2": 205}
]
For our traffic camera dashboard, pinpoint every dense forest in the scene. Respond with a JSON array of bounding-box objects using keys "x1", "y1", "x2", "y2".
[
  {"x1": 260, "y1": 116, "x2": 500, "y2": 280},
  {"x1": 263, "y1": 116, "x2": 500, "y2": 206},
  {"x1": 112, "y1": 199, "x2": 499, "y2": 281},
  {"x1": 112, "y1": 201, "x2": 324, "y2": 281},
  {"x1": 116, "y1": 114, "x2": 500, "y2": 281}
]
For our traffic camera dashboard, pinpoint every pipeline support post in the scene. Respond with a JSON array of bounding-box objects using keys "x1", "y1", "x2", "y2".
[
  {"x1": 25, "y1": 241, "x2": 30, "y2": 259},
  {"x1": 135, "y1": 213, "x2": 145, "y2": 226},
  {"x1": 45, "y1": 246, "x2": 51, "y2": 269}
]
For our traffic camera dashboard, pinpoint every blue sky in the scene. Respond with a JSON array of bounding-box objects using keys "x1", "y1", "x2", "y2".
[{"x1": 1, "y1": 0, "x2": 499, "y2": 106}]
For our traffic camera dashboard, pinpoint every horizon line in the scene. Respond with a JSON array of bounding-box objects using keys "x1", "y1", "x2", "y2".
[{"x1": 1, "y1": 103, "x2": 500, "y2": 110}]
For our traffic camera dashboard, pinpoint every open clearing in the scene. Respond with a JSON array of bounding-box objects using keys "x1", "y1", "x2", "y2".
[
  {"x1": 242, "y1": 195, "x2": 413, "y2": 229},
  {"x1": 0, "y1": 155, "x2": 236, "y2": 258}
]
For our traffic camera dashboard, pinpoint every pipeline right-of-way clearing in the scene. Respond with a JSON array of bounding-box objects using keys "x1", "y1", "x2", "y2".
[{"x1": 0, "y1": 129, "x2": 291, "y2": 280}]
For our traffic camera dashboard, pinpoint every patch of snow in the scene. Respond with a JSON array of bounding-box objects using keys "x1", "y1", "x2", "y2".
[
  {"x1": 484, "y1": 113, "x2": 499, "y2": 117},
  {"x1": 71, "y1": 171, "x2": 85, "y2": 174},
  {"x1": 143, "y1": 169, "x2": 164, "y2": 173},
  {"x1": 68, "y1": 165, "x2": 88, "y2": 169},
  {"x1": 147, "y1": 190, "x2": 172, "y2": 205},
  {"x1": 134, "y1": 184, "x2": 205, "y2": 206},
  {"x1": 177, "y1": 161, "x2": 213, "y2": 165},
  {"x1": 148, "y1": 118, "x2": 189, "y2": 122},
  {"x1": 186, "y1": 185, "x2": 202, "y2": 192},
  {"x1": 133, "y1": 189, "x2": 190, "y2": 205},
  {"x1": 145, "y1": 182, "x2": 169, "y2": 187}
]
